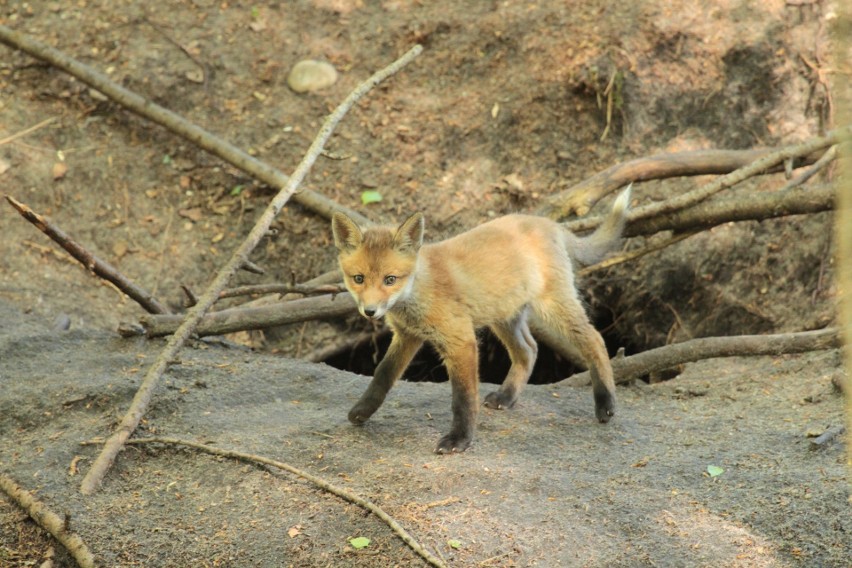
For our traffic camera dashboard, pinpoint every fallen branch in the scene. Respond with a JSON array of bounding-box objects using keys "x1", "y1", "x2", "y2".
[
  {"x1": 564, "y1": 328, "x2": 839, "y2": 386},
  {"x1": 559, "y1": 128, "x2": 848, "y2": 234},
  {"x1": 0, "y1": 24, "x2": 370, "y2": 227},
  {"x1": 809, "y1": 425, "x2": 846, "y2": 450},
  {"x1": 218, "y1": 282, "x2": 344, "y2": 300},
  {"x1": 132, "y1": 293, "x2": 357, "y2": 338},
  {"x1": 538, "y1": 134, "x2": 840, "y2": 219},
  {"x1": 139, "y1": 184, "x2": 835, "y2": 337},
  {"x1": 621, "y1": 181, "x2": 834, "y2": 238},
  {"x1": 111, "y1": 436, "x2": 446, "y2": 568},
  {"x1": 0, "y1": 473, "x2": 96, "y2": 568},
  {"x1": 79, "y1": 44, "x2": 423, "y2": 495},
  {"x1": 5, "y1": 195, "x2": 171, "y2": 315}
]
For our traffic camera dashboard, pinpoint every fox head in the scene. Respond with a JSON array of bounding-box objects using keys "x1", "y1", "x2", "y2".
[{"x1": 332, "y1": 212, "x2": 424, "y2": 320}]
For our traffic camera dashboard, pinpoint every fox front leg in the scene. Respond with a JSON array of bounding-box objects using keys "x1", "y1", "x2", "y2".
[
  {"x1": 435, "y1": 338, "x2": 479, "y2": 454},
  {"x1": 348, "y1": 332, "x2": 422, "y2": 424}
]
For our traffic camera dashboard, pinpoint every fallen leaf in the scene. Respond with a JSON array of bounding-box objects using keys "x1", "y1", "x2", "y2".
[
  {"x1": 0, "y1": 158, "x2": 10, "y2": 175},
  {"x1": 361, "y1": 190, "x2": 382, "y2": 205},
  {"x1": 349, "y1": 536, "x2": 370, "y2": 549},
  {"x1": 706, "y1": 465, "x2": 724, "y2": 478},
  {"x1": 52, "y1": 162, "x2": 68, "y2": 180},
  {"x1": 178, "y1": 207, "x2": 204, "y2": 222},
  {"x1": 288, "y1": 525, "x2": 302, "y2": 538},
  {"x1": 448, "y1": 539, "x2": 462, "y2": 549}
]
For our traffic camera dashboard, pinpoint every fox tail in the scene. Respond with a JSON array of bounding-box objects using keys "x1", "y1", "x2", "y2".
[{"x1": 568, "y1": 184, "x2": 631, "y2": 266}]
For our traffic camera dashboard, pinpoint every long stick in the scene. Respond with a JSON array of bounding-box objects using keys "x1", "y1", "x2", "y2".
[
  {"x1": 0, "y1": 24, "x2": 371, "y2": 227},
  {"x1": 133, "y1": 293, "x2": 357, "y2": 338},
  {"x1": 0, "y1": 473, "x2": 96, "y2": 568},
  {"x1": 115, "y1": 437, "x2": 447, "y2": 568},
  {"x1": 5, "y1": 195, "x2": 171, "y2": 315},
  {"x1": 79, "y1": 44, "x2": 423, "y2": 496},
  {"x1": 537, "y1": 146, "x2": 825, "y2": 219},
  {"x1": 565, "y1": 328, "x2": 839, "y2": 386}
]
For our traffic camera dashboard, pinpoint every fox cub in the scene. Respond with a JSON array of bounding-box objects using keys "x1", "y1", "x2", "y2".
[{"x1": 332, "y1": 188, "x2": 630, "y2": 454}]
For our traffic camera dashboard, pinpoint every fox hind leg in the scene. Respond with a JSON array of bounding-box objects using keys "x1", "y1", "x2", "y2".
[
  {"x1": 531, "y1": 294, "x2": 616, "y2": 423},
  {"x1": 484, "y1": 307, "x2": 538, "y2": 410}
]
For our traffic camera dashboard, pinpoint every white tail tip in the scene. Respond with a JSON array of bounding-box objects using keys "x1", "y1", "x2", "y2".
[{"x1": 613, "y1": 183, "x2": 632, "y2": 214}]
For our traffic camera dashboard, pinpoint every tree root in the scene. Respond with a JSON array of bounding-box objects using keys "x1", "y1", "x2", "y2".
[{"x1": 119, "y1": 436, "x2": 448, "y2": 568}]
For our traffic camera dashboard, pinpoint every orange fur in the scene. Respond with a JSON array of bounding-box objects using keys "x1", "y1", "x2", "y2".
[{"x1": 332, "y1": 188, "x2": 630, "y2": 454}]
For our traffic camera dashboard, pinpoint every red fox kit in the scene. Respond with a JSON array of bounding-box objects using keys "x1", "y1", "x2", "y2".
[{"x1": 332, "y1": 188, "x2": 630, "y2": 454}]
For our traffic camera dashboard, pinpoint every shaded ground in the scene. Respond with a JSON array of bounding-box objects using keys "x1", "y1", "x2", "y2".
[
  {"x1": 0, "y1": 301, "x2": 848, "y2": 567},
  {"x1": 0, "y1": 0, "x2": 848, "y2": 566}
]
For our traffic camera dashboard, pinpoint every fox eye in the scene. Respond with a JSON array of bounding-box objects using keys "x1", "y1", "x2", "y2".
[
  {"x1": 352, "y1": 274, "x2": 364, "y2": 284},
  {"x1": 383, "y1": 275, "x2": 397, "y2": 286}
]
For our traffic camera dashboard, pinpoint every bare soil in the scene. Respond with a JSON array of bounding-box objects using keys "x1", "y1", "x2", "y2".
[{"x1": 0, "y1": 0, "x2": 847, "y2": 567}]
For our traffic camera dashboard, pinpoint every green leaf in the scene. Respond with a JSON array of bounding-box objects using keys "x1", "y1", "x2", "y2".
[
  {"x1": 448, "y1": 539, "x2": 462, "y2": 549},
  {"x1": 360, "y1": 190, "x2": 383, "y2": 205},
  {"x1": 349, "y1": 536, "x2": 371, "y2": 549},
  {"x1": 230, "y1": 184, "x2": 245, "y2": 197},
  {"x1": 706, "y1": 465, "x2": 724, "y2": 478},
  {"x1": 162, "y1": 154, "x2": 172, "y2": 165}
]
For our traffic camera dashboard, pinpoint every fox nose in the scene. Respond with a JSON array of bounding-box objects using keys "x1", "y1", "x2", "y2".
[{"x1": 363, "y1": 307, "x2": 377, "y2": 318}]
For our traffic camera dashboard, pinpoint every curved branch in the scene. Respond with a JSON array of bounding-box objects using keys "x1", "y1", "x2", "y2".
[
  {"x1": 79, "y1": 44, "x2": 423, "y2": 496},
  {"x1": 564, "y1": 328, "x2": 839, "y2": 386},
  {"x1": 0, "y1": 473, "x2": 96, "y2": 568},
  {"x1": 538, "y1": 147, "x2": 824, "y2": 219},
  {"x1": 120, "y1": 436, "x2": 447, "y2": 568},
  {"x1": 0, "y1": 24, "x2": 371, "y2": 227}
]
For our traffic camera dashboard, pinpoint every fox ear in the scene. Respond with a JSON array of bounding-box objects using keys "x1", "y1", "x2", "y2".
[
  {"x1": 393, "y1": 212, "x2": 424, "y2": 252},
  {"x1": 332, "y1": 212, "x2": 363, "y2": 251}
]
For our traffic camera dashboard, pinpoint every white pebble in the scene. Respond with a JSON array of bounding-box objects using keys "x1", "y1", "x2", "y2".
[{"x1": 287, "y1": 60, "x2": 338, "y2": 93}]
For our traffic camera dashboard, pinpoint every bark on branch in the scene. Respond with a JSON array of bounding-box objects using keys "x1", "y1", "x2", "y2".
[
  {"x1": 0, "y1": 24, "x2": 370, "y2": 227},
  {"x1": 537, "y1": 147, "x2": 825, "y2": 219},
  {"x1": 5, "y1": 195, "x2": 171, "y2": 315},
  {"x1": 78, "y1": 44, "x2": 423, "y2": 496},
  {"x1": 132, "y1": 293, "x2": 357, "y2": 338},
  {"x1": 565, "y1": 328, "x2": 839, "y2": 386},
  {"x1": 0, "y1": 473, "x2": 96, "y2": 568}
]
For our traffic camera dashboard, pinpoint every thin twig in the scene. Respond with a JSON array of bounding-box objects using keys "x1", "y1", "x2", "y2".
[
  {"x1": 0, "y1": 24, "x2": 370, "y2": 226},
  {"x1": 5, "y1": 195, "x2": 171, "y2": 315},
  {"x1": 579, "y1": 230, "x2": 699, "y2": 277},
  {"x1": 777, "y1": 145, "x2": 836, "y2": 192},
  {"x1": 564, "y1": 328, "x2": 839, "y2": 386},
  {"x1": 111, "y1": 436, "x2": 446, "y2": 568},
  {"x1": 0, "y1": 473, "x2": 96, "y2": 568},
  {"x1": 218, "y1": 282, "x2": 344, "y2": 300},
  {"x1": 0, "y1": 116, "x2": 57, "y2": 146},
  {"x1": 79, "y1": 44, "x2": 423, "y2": 495}
]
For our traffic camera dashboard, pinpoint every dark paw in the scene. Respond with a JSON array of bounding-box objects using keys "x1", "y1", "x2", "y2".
[
  {"x1": 594, "y1": 391, "x2": 615, "y2": 423},
  {"x1": 483, "y1": 390, "x2": 517, "y2": 410},
  {"x1": 348, "y1": 401, "x2": 379, "y2": 425},
  {"x1": 435, "y1": 431, "x2": 473, "y2": 454}
]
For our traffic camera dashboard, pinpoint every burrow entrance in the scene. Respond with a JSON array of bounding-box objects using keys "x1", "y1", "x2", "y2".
[{"x1": 321, "y1": 308, "x2": 644, "y2": 385}]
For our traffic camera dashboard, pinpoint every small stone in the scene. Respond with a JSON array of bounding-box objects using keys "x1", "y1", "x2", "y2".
[{"x1": 286, "y1": 60, "x2": 338, "y2": 93}]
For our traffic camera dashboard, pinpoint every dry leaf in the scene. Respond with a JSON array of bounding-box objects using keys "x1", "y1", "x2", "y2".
[
  {"x1": 0, "y1": 158, "x2": 11, "y2": 175},
  {"x1": 178, "y1": 207, "x2": 204, "y2": 222},
  {"x1": 52, "y1": 161, "x2": 68, "y2": 180},
  {"x1": 288, "y1": 525, "x2": 302, "y2": 538}
]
